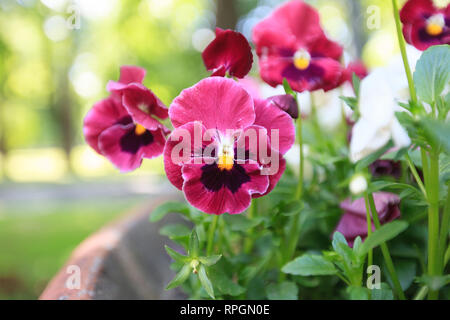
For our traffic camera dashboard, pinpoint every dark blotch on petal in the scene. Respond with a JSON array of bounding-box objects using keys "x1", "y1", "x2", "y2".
[
  {"x1": 282, "y1": 63, "x2": 324, "y2": 89},
  {"x1": 120, "y1": 127, "x2": 154, "y2": 154},
  {"x1": 200, "y1": 163, "x2": 251, "y2": 193}
]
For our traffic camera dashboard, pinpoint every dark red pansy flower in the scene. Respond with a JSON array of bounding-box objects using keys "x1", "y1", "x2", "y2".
[
  {"x1": 334, "y1": 192, "x2": 401, "y2": 247},
  {"x1": 400, "y1": 0, "x2": 450, "y2": 50},
  {"x1": 252, "y1": 0, "x2": 343, "y2": 92},
  {"x1": 83, "y1": 66, "x2": 169, "y2": 172},
  {"x1": 202, "y1": 28, "x2": 253, "y2": 79}
]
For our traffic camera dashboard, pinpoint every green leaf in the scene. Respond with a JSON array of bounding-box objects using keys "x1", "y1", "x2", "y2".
[
  {"x1": 332, "y1": 232, "x2": 354, "y2": 265},
  {"x1": 188, "y1": 230, "x2": 199, "y2": 257},
  {"x1": 283, "y1": 78, "x2": 295, "y2": 97},
  {"x1": 209, "y1": 271, "x2": 245, "y2": 297},
  {"x1": 419, "y1": 117, "x2": 450, "y2": 154},
  {"x1": 369, "y1": 181, "x2": 423, "y2": 198},
  {"x1": 413, "y1": 45, "x2": 450, "y2": 104},
  {"x1": 358, "y1": 221, "x2": 409, "y2": 256},
  {"x1": 159, "y1": 224, "x2": 191, "y2": 239},
  {"x1": 166, "y1": 264, "x2": 192, "y2": 290},
  {"x1": 416, "y1": 275, "x2": 450, "y2": 291},
  {"x1": 339, "y1": 96, "x2": 358, "y2": 111},
  {"x1": 266, "y1": 281, "x2": 298, "y2": 300},
  {"x1": 370, "y1": 283, "x2": 394, "y2": 300},
  {"x1": 199, "y1": 255, "x2": 222, "y2": 267},
  {"x1": 282, "y1": 254, "x2": 338, "y2": 276},
  {"x1": 150, "y1": 202, "x2": 190, "y2": 222},
  {"x1": 355, "y1": 141, "x2": 394, "y2": 172},
  {"x1": 352, "y1": 72, "x2": 361, "y2": 97},
  {"x1": 198, "y1": 265, "x2": 215, "y2": 299},
  {"x1": 346, "y1": 286, "x2": 369, "y2": 300},
  {"x1": 164, "y1": 245, "x2": 188, "y2": 263},
  {"x1": 332, "y1": 231, "x2": 348, "y2": 251},
  {"x1": 353, "y1": 236, "x2": 362, "y2": 254},
  {"x1": 223, "y1": 214, "x2": 262, "y2": 232}
]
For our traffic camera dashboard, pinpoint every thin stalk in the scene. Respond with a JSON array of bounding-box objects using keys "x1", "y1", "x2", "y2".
[
  {"x1": 414, "y1": 286, "x2": 428, "y2": 300},
  {"x1": 364, "y1": 194, "x2": 373, "y2": 268},
  {"x1": 427, "y1": 152, "x2": 440, "y2": 299},
  {"x1": 284, "y1": 103, "x2": 305, "y2": 264},
  {"x1": 295, "y1": 114, "x2": 304, "y2": 200},
  {"x1": 391, "y1": 0, "x2": 417, "y2": 104},
  {"x1": 405, "y1": 153, "x2": 427, "y2": 197},
  {"x1": 438, "y1": 184, "x2": 450, "y2": 274},
  {"x1": 368, "y1": 193, "x2": 406, "y2": 300},
  {"x1": 244, "y1": 201, "x2": 257, "y2": 254},
  {"x1": 206, "y1": 215, "x2": 219, "y2": 256}
]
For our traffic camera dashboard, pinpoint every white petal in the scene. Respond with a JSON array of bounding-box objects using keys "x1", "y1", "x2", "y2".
[
  {"x1": 359, "y1": 69, "x2": 395, "y2": 126},
  {"x1": 391, "y1": 118, "x2": 411, "y2": 148}
]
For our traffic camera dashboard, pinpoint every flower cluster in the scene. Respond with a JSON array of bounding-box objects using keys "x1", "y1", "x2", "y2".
[
  {"x1": 83, "y1": 66, "x2": 169, "y2": 172},
  {"x1": 80, "y1": 0, "x2": 450, "y2": 301}
]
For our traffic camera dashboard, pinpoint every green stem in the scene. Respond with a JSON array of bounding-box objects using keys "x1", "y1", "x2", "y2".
[
  {"x1": 391, "y1": 0, "x2": 417, "y2": 104},
  {"x1": 244, "y1": 201, "x2": 257, "y2": 254},
  {"x1": 206, "y1": 215, "x2": 219, "y2": 256},
  {"x1": 405, "y1": 153, "x2": 427, "y2": 197},
  {"x1": 364, "y1": 194, "x2": 373, "y2": 268},
  {"x1": 368, "y1": 193, "x2": 406, "y2": 300},
  {"x1": 284, "y1": 101, "x2": 305, "y2": 264},
  {"x1": 295, "y1": 113, "x2": 304, "y2": 200},
  {"x1": 427, "y1": 151, "x2": 440, "y2": 300},
  {"x1": 438, "y1": 184, "x2": 450, "y2": 274},
  {"x1": 414, "y1": 286, "x2": 428, "y2": 300}
]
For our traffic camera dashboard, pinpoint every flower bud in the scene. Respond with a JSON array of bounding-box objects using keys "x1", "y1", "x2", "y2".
[{"x1": 349, "y1": 174, "x2": 367, "y2": 195}]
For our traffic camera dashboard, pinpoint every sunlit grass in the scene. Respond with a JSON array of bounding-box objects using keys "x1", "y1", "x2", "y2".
[{"x1": 0, "y1": 198, "x2": 142, "y2": 299}]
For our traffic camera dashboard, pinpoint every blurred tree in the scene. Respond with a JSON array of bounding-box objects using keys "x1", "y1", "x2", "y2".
[{"x1": 216, "y1": 0, "x2": 238, "y2": 29}]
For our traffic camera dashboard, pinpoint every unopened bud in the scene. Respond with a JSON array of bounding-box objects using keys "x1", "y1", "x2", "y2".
[{"x1": 349, "y1": 174, "x2": 368, "y2": 195}]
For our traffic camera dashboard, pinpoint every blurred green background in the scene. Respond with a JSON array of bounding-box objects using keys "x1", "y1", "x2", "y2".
[{"x1": 0, "y1": 0, "x2": 446, "y2": 299}]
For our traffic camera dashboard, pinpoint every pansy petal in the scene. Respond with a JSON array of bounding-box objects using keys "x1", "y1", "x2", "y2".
[
  {"x1": 253, "y1": 156, "x2": 286, "y2": 198},
  {"x1": 169, "y1": 77, "x2": 255, "y2": 132},
  {"x1": 283, "y1": 57, "x2": 342, "y2": 92},
  {"x1": 309, "y1": 34, "x2": 343, "y2": 61},
  {"x1": 252, "y1": 0, "x2": 323, "y2": 51},
  {"x1": 83, "y1": 97, "x2": 131, "y2": 154},
  {"x1": 400, "y1": 0, "x2": 436, "y2": 24},
  {"x1": 337, "y1": 192, "x2": 401, "y2": 246},
  {"x1": 106, "y1": 66, "x2": 146, "y2": 92},
  {"x1": 253, "y1": 98, "x2": 296, "y2": 154},
  {"x1": 164, "y1": 122, "x2": 218, "y2": 190},
  {"x1": 181, "y1": 160, "x2": 269, "y2": 214},
  {"x1": 267, "y1": 94, "x2": 299, "y2": 119},
  {"x1": 120, "y1": 83, "x2": 169, "y2": 130},
  {"x1": 202, "y1": 29, "x2": 253, "y2": 79},
  {"x1": 98, "y1": 124, "x2": 147, "y2": 172}
]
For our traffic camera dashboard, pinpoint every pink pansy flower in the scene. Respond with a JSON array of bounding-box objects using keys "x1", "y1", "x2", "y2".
[
  {"x1": 252, "y1": 0, "x2": 343, "y2": 93},
  {"x1": 335, "y1": 192, "x2": 401, "y2": 247},
  {"x1": 202, "y1": 28, "x2": 253, "y2": 78},
  {"x1": 164, "y1": 77, "x2": 295, "y2": 214},
  {"x1": 400, "y1": 0, "x2": 450, "y2": 50},
  {"x1": 83, "y1": 66, "x2": 169, "y2": 172}
]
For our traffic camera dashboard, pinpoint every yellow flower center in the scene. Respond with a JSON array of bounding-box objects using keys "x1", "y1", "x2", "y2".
[
  {"x1": 218, "y1": 154, "x2": 234, "y2": 171},
  {"x1": 134, "y1": 123, "x2": 147, "y2": 136},
  {"x1": 426, "y1": 14, "x2": 445, "y2": 36},
  {"x1": 293, "y1": 50, "x2": 311, "y2": 70}
]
